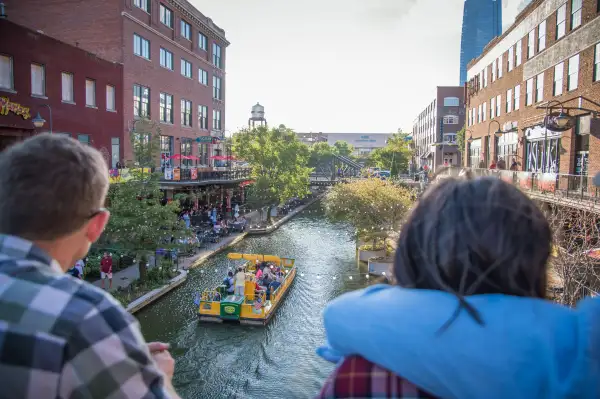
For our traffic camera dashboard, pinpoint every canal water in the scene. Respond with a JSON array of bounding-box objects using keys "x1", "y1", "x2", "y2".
[{"x1": 136, "y1": 203, "x2": 370, "y2": 399}]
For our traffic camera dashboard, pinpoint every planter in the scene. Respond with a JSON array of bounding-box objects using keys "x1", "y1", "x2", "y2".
[
  {"x1": 358, "y1": 249, "x2": 386, "y2": 262},
  {"x1": 368, "y1": 258, "x2": 393, "y2": 276}
]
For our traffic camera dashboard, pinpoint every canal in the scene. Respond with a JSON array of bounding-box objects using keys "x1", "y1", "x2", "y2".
[{"x1": 136, "y1": 203, "x2": 370, "y2": 398}]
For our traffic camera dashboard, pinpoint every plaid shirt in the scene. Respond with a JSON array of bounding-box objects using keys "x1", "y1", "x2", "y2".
[
  {"x1": 317, "y1": 356, "x2": 437, "y2": 399},
  {"x1": 0, "y1": 234, "x2": 170, "y2": 398}
]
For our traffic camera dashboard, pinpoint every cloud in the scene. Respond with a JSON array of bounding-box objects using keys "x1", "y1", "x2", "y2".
[{"x1": 363, "y1": 0, "x2": 419, "y2": 26}]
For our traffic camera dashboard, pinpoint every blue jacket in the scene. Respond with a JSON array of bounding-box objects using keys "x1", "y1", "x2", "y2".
[{"x1": 317, "y1": 284, "x2": 600, "y2": 399}]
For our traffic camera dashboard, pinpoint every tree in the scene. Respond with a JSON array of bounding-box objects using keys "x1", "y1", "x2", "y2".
[
  {"x1": 105, "y1": 119, "x2": 190, "y2": 282},
  {"x1": 457, "y1": 125, "x2": 466, "y2": 156},
  {"x1": 333, "y1": 140, "x2": 354, "y2": 158},
  {"x1": 308, "y1": 141, "x2": 334, "y2": 168},
  {"x1": 367, "y1": 133, "x2": 412, "y2": 176},
  {"x1": 324, "y1": 178, "x2": 413, "y2": 250},
  {"x1": 232, "y1": 125, "x2": 312, "y2": 220}
]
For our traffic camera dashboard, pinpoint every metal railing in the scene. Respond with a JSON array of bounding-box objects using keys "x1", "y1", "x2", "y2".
[
  {"x1": 443, "y1": 167, "x2": 599, "y2": 204},
  {"x1": 161, "y1": 168, "x2": 251, "y2": 183}
]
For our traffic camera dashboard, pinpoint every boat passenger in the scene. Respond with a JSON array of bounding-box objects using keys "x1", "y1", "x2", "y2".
[
  {"x1": 256, "y1": 265, "x2": 264, "y2": 280},
  {"x1": 266, "y1": 278, "x2": 282, "y2": 301},
  {"x1": 234, "y1": 267, "x2": 246, "y2": 296},
  {"x1": 213, "y1": 292, "x2": 221, "y2": 302},
  {"x1": 223, "y1": 271, "x2": 235, "y2": 295},
  {"x1": 316, "y1": 175, "x2": 600, "y2": 399}
]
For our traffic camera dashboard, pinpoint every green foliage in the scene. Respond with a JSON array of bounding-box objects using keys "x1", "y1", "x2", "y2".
[
  {"x1": 367, "y1": 133, "x2": 412, "y2": 176},
  {"x1": 129, "y1": 118, "x2": 161, "y2": 168},
  {"x1": 324, "y1": 178, "x2": 413, "y2": 241},
  {"x1": 232, "y1": 125, "x2": 312, "y2": 207},
  {"x1": 308, "y1": 142, "x2": 334, "y2": 168},
  {"x1": 457, "y1": 125, "x2": 466, "y2": 155},
  {"x1": 333, "y1": 140, "x2": 354, "y2": 157}
]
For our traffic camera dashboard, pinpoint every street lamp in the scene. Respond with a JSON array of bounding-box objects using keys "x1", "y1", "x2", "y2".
[
  {"x1": 487, "y1": 120, "x2": 503, "y2": 166},
  {"x1": 31, "y1": 104, "x2": 53, "y2": 134}
]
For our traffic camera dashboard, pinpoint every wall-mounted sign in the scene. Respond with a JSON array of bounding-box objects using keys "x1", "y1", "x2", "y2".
[
  {"x1": 0, "y1": 97, "x2": 31, "y2": 119},
  {"x1": 196, "y1": 136, "x2": 213, "y2": 143},
  {"x1": 544, "y1": 112, "x2": 576, "y2": 132}
]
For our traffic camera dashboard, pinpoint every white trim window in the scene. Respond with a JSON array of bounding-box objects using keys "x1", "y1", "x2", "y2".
[
  {"x1": 498, "y1": 56, "x2": 503, "y2": 78},
  {"x1": 442, "y1": 115, "x2": 459, "y2": 124},
  {"x1": 571, "y1": 0, "x2": 582, "y2": 30},
  {"x1": 198, "y1": 105, "x2": 208, "y2": 129},
  {"x1": 31, "y1": 63, "x2": 45, "y2": 96},
  {"x1": 492, "y1": 59, "x2": 497, "y2": 81},
  {"x1": 61, "y1": 72, "x2": 74, "y2": 102},
  {"x1": 134, "y1": 34, "x2": 150, "y2": 59},
  {"x1": 594, "y1": 43, "x2": 600, "y2": 82},
  {"x1": 527, "y1": 30, "x2": 535, "y2": 59},
  {"x1": 568, "y1": 54, "x2": 579, "y2": 91},
  {"x1": 496, "y1": 94, "x2": 501, "y2": 117},
  {"x1": 491, "y1": 97, "x2": 496, "y2": 119},
  {"x1": 536, "y1": 73, "x2": 544, "y2": 103},
  {"x1": 106, "y1": 85, "x2": 116, "y2": 111},
  {"x1": 181, "y1": 99, "x2": 192, "y2": 127},
  {"x1": 554, "y1": 62, "x2": 564, "y2": 96},
  {"x1": 483, "y1": 101, "x2": 487, "y2": 121},
  {"x1": 506, "y1": 89, "x2": 513, "y2": 113},
  {"x1": 0, "y1": 55, "x2": 13, "y2": 90},
  {"x1": 85, "y1": 79, "x2": 96, "y2": 107},
  {"x1": 526, "y1": 78, "x2": 534, "y2": 106},
  {"x1": 516, "y1": 40, "x2": 522, "y2": 66},
  {"x1": 538, "y1": 20, "x2": 546, "y2": 52},
  {"x1": 213, "y1": 109, "x2": 222, "y2": 130},
  {"x1": 508, "y1": 46, "x2": 514, "y2": 72},
  {"x1": 514, "y1": 85, "x2": 521, "y2": 111},
  {"x1": 556, "y1": 4, "x2": 566, "y2": 40}
]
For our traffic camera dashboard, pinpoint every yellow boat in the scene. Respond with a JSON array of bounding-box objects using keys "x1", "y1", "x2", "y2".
[{"x1": 196, "y1": 253, "x2": 296, "y2": 325}]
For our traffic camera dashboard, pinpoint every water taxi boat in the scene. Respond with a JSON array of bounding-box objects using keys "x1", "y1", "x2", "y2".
[{"x1": 196, "y1": 253, "x2": 296, "y2": 325}]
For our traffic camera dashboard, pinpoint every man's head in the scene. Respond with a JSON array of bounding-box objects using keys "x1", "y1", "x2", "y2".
[{"x1": 0, "y1": 134, "x2": 110, "y2": 270}]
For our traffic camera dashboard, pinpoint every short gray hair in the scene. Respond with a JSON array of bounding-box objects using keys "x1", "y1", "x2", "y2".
[{"x1": 0, "y1": 134, "x2": 109, "y2": 240}]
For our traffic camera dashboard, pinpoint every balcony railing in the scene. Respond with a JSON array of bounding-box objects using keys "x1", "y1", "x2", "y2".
[
  {"x1": 161, "y1": 168, "x2": 251, "y2": 183},
  {"x1": 443, "y1": 167, "x2": 599, "y2": 206}
]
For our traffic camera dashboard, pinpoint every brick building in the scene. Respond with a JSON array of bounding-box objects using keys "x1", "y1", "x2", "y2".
[
  {"x1": 6, "y1": 0, "x2": 229, "y2": 171},
  {"x1": 465, "y1": 0, "x2": 600, "y2": 179},
  {"x1": 0, "y1": 19, "x2": 123, "y2": 163},
  {"x1": 412, "y1": 87, "x2": 465, "y2": 171}
]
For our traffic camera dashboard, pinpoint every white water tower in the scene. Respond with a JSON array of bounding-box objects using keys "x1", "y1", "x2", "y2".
[{"x1": 248, "y1": 102, "x2": 267, "y2": 128}]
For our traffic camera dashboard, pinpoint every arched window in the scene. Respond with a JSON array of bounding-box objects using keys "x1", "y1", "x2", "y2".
[
  {"x1": 443, "y1": 115, "x2": 459, "y2": 124},
  {"x1": 443, "y1": 97, "x2": 460, "y2": 107}
]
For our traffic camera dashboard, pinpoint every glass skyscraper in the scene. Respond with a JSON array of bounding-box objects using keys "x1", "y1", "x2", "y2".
[{"x1": 459, "y1": 0, "x2": 503, "y2": 86}]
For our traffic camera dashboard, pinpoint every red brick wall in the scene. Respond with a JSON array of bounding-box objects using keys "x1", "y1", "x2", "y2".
[
  {"x1": 0, "y1": 20, "x2": 124, "y2": 163},
  {"x1": 466, "y1": 1, "x2": 600, "y2": 177}
]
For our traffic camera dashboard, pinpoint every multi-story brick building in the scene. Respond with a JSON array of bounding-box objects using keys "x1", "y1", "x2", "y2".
[
  {"x1": 0, "y1": 19, "x2": 123, "y2": 164},
  {"x1": 465, "y1": 0, "x2": 600, "y2": 180},
  {"x1": 7, "y1": 0, "x2": 229, "y2": 171},
  {"x1": 412, "y1": 87, "x2": 465, "y2": 171}
]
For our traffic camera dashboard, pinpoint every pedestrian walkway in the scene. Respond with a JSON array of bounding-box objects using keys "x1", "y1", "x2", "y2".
[{"x1": 92, "y1": 232, "x2": 246, "y2": 292}]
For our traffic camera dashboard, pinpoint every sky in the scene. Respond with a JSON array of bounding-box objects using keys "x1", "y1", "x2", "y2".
[{"x1": 191, "y1": 0, "x2": 521, "y2": 134}]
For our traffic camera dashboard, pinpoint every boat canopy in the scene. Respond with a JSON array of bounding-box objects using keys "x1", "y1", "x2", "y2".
[{"x1": 227, "y1": 253, "x2": 283, "y2": 265}]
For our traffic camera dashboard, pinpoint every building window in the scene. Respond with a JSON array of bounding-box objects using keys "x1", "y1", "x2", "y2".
[
  {"x1": 571, "y1": 0, "x2": 582, "y2": 30},
  {"x1": 538, "y1": 20, "x2": 546, "y2": 51},
  {"x1": 111, "y1": 137, "x2": 120, "y2": 168},
  {"x1": 442, "y1": 115, "x2": 458, "y2": 124},
  {"x1": 557, "y1": 3, "x2": 566, "y2": 40},
  {"x1": 180, "y1": 138, "x2": 193, "y2": 167},
  {"x1": 134, "y1": 34, "x2": 150, "y2": 59},
  {"x1": 78, "y1": 134, "x2": 90, "y2": 145},
  {"x1": 198, "y1": 105, "x2": 208, "y2": 129},
  {"x1": 180, "y1": 20, "x2": 191, "y2": 40},
  {"x1": 198, "y1": 33, "x2": 207, "y2": 51},
  {"x1": 181, "y1": 59, "x2": 192, "y2": 78},
  {"x1": 133, "y1": 84, "x2": 150, "y2": 117},
  {"x1": 496, "y1": 132, "x2": 519, "y2": 169},
  {"x1": 31, "y1": 63, "x2": 45, "y2": 96},
  {"x1": 516, "y1": 40, "x2": 522, "y2": 66},
  {"x1": 199, "y1": 143, "x2": 209, "y2": 165},
  {"x1": 134, "y1": 0, "x2": 149, "y2": 12},
  {"x1": 212, "y1": 43, "x2": 222, "y2": 68},
  {"x1": 181, "y1": 99, "x2": 192, "y2": 127},
  {"x1": 106, "y1": 85, "x2": 115, "y2": 111},
  {"x1": 160, "y1": 48, "x2": 173, "y2": 70},
  {"x1": 160, "y1": 4, "x2": 173, "y2": 28},
  {"x1": 469, "y1": 138, "x2": 481, "y2": 168},
  {"x1": 536, "y1": 73, "x2": 544, "y2": 103},
  {"x1": 595, "y1": 43, "x2": 600, "y2": 82},
  {"x1": 160, "y1": 135, "x2": 173, "y2": 169},
  {"x1": 492, "y1": 59, "x2": 497, "y2": 81},
  {"x1": 527, "y1": 30, "x2": 535, "y2": 59},
  {"x1": 508, "y1": 46, "x2": 514, "y2": 72},
  {"x1": 213, "y1": 109, "x2": 222, "y2": 130},
  {"x1": 443, "y1": 97, "x2": 459, "y2": 106},
  {"x1": 526, "y1": 78, "x2": 534, "y2": 106},
  {"x1": 199, "y1": 68, "x2": 208, "y2": 85},
  {"x1": 61, "y1": 72, "x2": 74, "y2": 102},
  {"x1": 478, "y1": 104, "x2": 482, "y2": 123},
  {"x1": 85, "y1": 79, "x2": 96, "y2": 107},
  {"x1": 496, "y1": 94, "x2": 501, "y2": 117},
  {"x1": 483, "y1": 67, "x2": 488, "y2": 87},
  {"x1": 213, "y1": 76, "x2": 222, "y2": 100},
  {"x1": 0, "y1": 55, "x2": 13, "y2": 90},
  {"x1": 498, "y1": 56, "x2": 503, "y2": 78},
  {"x1": 514, "y1": 84, "x2": 521, "y2": 111},
  {"x1": 490, "y1": 97, "x2": 496, "y2": 119},
  {"x1": 160, "y1": 92, "x2": 173, "y2": 123},
  {"x1": 568, "y1": 54, "x2": 579, "y2": 91},
  {"x1": 554, "y1": 62, "x2": 564, "y2": 96},
  {"x1": 506, "y1": 89, "x2": 513, "y2": 113},
  {"x1": 483, "y1": 101, "x2": 487, "y2": 121}
]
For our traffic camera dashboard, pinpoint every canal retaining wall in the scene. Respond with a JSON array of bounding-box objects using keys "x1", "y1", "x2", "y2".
[{"x1": 126, "y1": 269, "x2": 188, "y2": 314}]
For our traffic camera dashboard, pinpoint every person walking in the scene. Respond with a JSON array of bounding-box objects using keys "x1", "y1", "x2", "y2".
[
  {"x1": 0, "y1": 135, "x2": 181, "y2": 398},
  {"x1": 100, "y1": 252, "x2": 113, "y2": 289}
]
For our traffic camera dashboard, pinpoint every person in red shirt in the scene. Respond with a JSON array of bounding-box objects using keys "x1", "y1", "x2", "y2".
[{"x1": 100, "y1": 252, "x2": 113, "y2": 289}]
